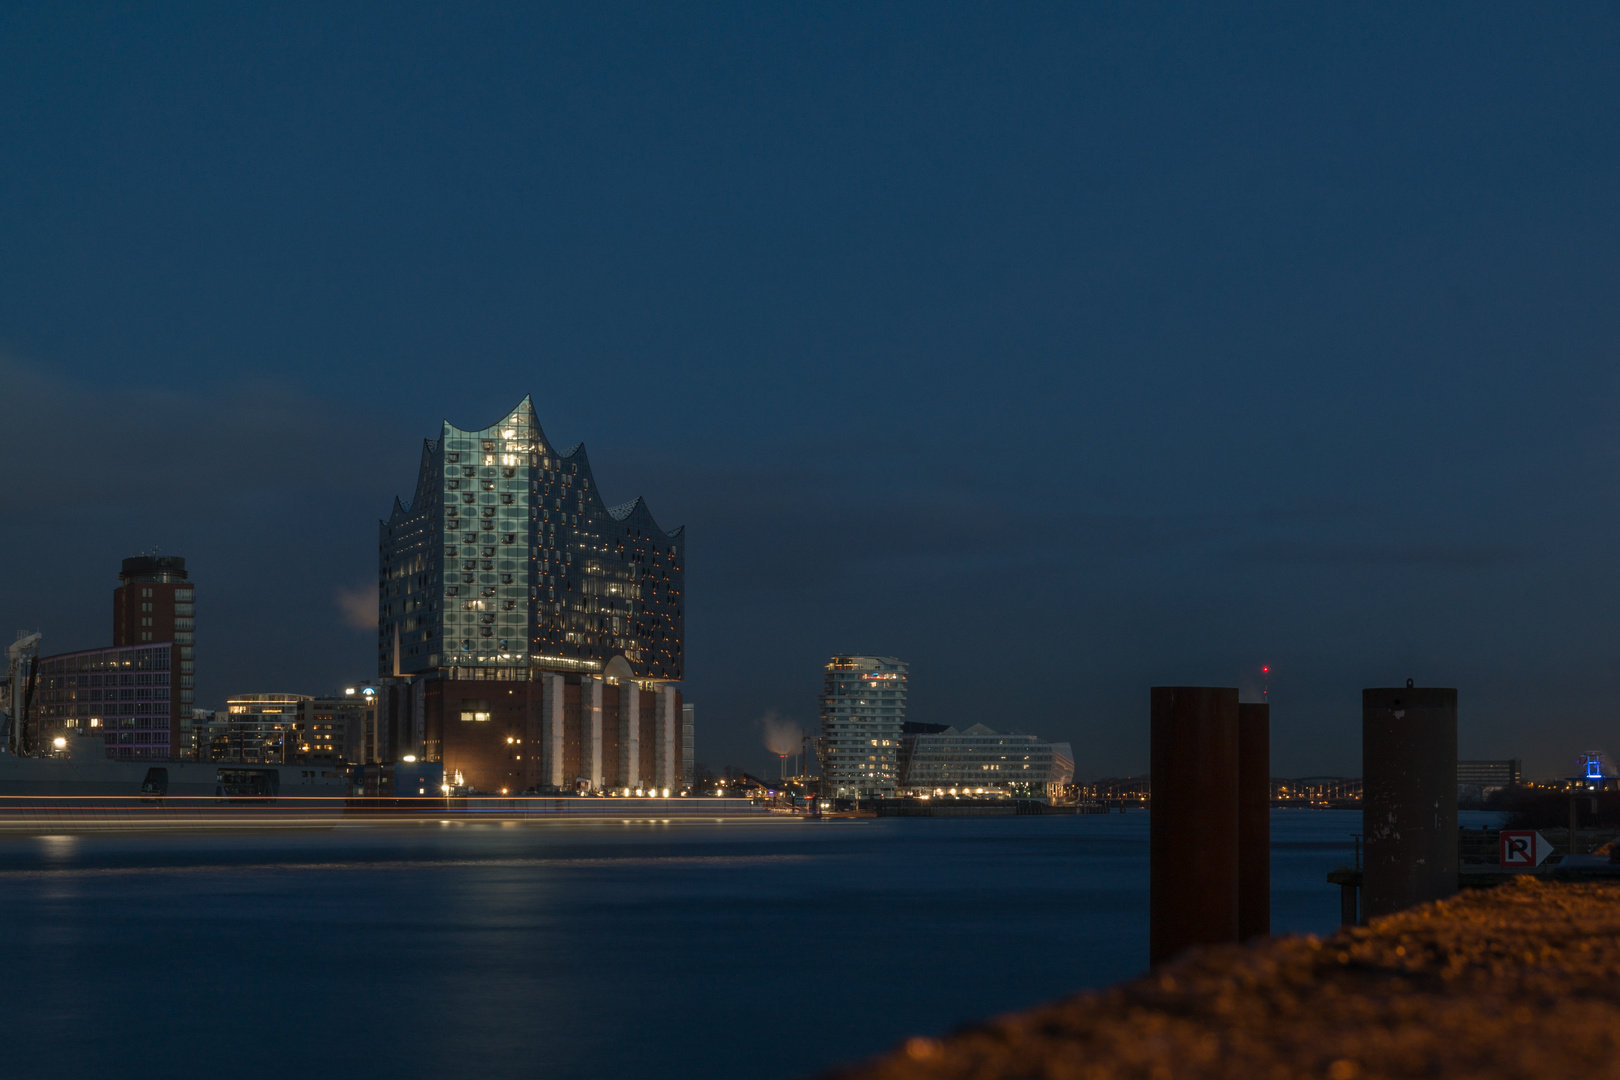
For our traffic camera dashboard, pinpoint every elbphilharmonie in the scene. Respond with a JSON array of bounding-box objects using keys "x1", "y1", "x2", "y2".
[{"x1": 376, "y1": 397, "x2": 689, "y2": 794}]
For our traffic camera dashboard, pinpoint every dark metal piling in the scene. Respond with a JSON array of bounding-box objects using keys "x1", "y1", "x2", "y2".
[
  {"x1": 1339, "y1": 879, "x2": 1359, "y2": 926},
  {"x1": 1150, "y1": 686, "x2": 1239, "y2": 965},
  {"x1": 1362, "y1": 684, "x2": 1457, "y2": 919},
  {"x1": 1238, "y1": 701, "x2": 1270, "y2": 940}
]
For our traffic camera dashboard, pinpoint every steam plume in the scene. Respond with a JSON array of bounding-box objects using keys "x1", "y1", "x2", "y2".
[
  {"x1": 335, "y1": 587, "x2": 376, "y2": 630},
  {"x1": 760, "y1": 710, "x2": 803, "y2": 756}
]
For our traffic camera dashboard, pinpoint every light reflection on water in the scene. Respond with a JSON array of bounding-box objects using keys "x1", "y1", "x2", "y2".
[{"x1": 0, "y1": 811, "x2": 1382, "y2": 1080}]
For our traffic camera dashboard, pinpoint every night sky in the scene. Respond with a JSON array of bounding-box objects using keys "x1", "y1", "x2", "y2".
[{"x1": 4, "y1": 5, "x2": 1618, "y2": 780}]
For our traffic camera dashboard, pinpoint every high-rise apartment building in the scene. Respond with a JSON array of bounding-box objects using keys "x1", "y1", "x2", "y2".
[
  {"x1": 373, "y1": 397, "x2": 688, "y2": 793},
  {"x1": 30, "y1": 555, "x2": 195, "y2": 760},
  {"x1": 818, "y1": 655, "x2": 907, "y2": 798},
  {"x1": 113, "y1": 555, "x2": 196, "y2": 751}
]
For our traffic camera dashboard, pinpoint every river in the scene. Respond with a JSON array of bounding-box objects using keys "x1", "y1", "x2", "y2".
[{"x1": 0, "y1": 809, "x2": 1488, "y2": 1079}]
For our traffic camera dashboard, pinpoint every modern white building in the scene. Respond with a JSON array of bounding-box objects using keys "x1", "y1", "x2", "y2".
[
  {"x1": 817, "y1": 655, "x2": 907, "y2": 798},
  {"x1": 681, "y1": 702, "x2": 695, "y2": 788},
  {"x1": 898, "y1": 723, "x2": 1074, "y2": 800}
]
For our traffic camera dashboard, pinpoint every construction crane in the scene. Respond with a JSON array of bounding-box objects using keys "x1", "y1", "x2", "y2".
[{"x1": 2, "y1": 631, "x2": 42, "y2": 756}]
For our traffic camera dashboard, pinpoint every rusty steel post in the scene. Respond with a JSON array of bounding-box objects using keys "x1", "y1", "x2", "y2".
[
  {"x1": 1238, "y1": 702, "x2": 1270, "y2": 940},
  {"x1": 1150, "y1": 686, "x2": 1239, "y2": 965},
  {"x1": 1362, "y1": 684, "x2": 1457, "y2": 919}
]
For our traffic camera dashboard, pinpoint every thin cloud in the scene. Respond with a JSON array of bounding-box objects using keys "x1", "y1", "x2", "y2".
[
  {"x1": 336, "y1": 588, "x2": 376, "y2": 631},
  {"x1": 0, "y1": 356, "x2": 412, "y2": 513},
  {"x1": 1226, "y1": 540, "x2": 1533, "y2": 568}
]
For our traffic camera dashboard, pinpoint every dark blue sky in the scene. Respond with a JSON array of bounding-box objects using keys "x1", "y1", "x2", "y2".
[{"x1": 4, "y1": 4, "x2": 1618, "y2": 779}]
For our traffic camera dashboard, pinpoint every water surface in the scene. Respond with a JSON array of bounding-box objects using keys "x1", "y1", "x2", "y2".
[{"x1": 2, "y1": 810, "x2": 1376, "y2": 1079}]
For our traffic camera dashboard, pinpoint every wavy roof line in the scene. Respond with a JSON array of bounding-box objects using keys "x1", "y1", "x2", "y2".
[
  {"x1": 382, "y1": 395, "x2": 684, "y2": 538},
  {"x1": 439, "y1": 395, "x2": 546, "y2": 443},
  {"x1": 606, "y1": 497, "x2": 641, "y2": 521}
]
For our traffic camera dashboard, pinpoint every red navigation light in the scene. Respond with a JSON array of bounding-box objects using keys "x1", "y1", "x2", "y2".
[{"x1": 1262, "y1": 666, "x2": 1270, "y2": 673}]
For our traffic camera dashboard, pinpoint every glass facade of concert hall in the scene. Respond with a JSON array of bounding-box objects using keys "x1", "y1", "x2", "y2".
[{"x1": 377, "y1": 396, "x2": 685, "y2": 684}]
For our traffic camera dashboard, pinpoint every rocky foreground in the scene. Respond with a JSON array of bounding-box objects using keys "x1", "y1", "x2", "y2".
[{"x1": 822, "y1": 878, "x2": 1620, "y2": 1080}]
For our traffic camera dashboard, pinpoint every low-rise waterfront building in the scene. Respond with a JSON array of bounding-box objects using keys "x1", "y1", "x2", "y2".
[
  {"x1": 294, "y1": 690, "x2": 376, "y2": 764},
  {"x1": 219, "y1": 694, "x2": 310, "y2": 764},
  {"x1": 210, "y1": 690, "x2": 379, "y2": 766},
  {"x1": 1458, "y1": 759, "x2": 1522, "y2": 790},
  {"x1": 184, "y1": 707, "x2": 216, "y2": 760},
  {"x1": 1270, "y1": 776, "x2": 1362, "y2": 805},
  {"x1": 897, "y1": 723, "x2": 1074, "y2": 800},
  {"x1": 1080, "y1": 775, "x2": 1151, "y2": 804},
  {"x1": 32, "y1": 642, "x2": 181, "y2": 759},
  {"x1": 340, "y1": 685, "x2": 382, "y2": 763}
]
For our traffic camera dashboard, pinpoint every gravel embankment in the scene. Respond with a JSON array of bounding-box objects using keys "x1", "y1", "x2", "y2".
[{"x1": 821, "y1": 878, "x2": 1620, "y2": 1079}]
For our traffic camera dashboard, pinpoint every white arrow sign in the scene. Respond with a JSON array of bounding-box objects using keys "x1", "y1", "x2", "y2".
[{"x1": 1500, "y1": 829, "x2": 1553, "y2": 868}]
